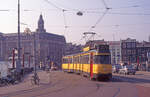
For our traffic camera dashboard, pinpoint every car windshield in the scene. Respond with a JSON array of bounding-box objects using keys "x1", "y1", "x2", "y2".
[{"x1": 115, "y1": 65, "x2": 121, "y2": 69}]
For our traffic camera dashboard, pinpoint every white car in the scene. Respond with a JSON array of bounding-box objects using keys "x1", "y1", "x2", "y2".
[
  {"x1": 119, "y1": 65, "x2": 136, "y2": 75},
  {"x1": 112, "y1": 65, "x2": 122, "y2": 73}
]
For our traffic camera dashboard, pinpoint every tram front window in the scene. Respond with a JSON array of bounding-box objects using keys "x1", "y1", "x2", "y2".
[{"x1": 94, "y1": 55, "x2": 110, "y2": 64}]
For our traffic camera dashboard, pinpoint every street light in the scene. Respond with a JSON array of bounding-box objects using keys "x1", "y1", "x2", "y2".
[
  {"x1": 77, "y1": 11, "x2": 83, "y2": 16},
  {"x1": 16, "y1": 0, "x2": 21, "y2": 73}
]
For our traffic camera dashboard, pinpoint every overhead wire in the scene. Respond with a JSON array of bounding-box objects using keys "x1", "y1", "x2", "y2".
[
  {"x1": 101, "y1": 0, "x2": 109, "y2": 9},
  {"x1": 43, "y1": 0, "x2": 150, "y2": 44},
  {"x1": 47, "y1": 0, "x2": 102, "y2": 12},
  {"x1": 0, "y1": 10, "x2": 10, "y2": 11},
  {"x1": 89, "y1": 9, "x2": 109, "y2": 30},
  {"x1": 62, "y1": 9, "x2": 68, "y2": 35},
  {"x1": 107, "y1": 12, "x2": 150, "y2": 16},
  {"x1": 44, "y1": 0, "x2": 68, "y2": 35},
  {"x1": 3, "y1": 8, "x2": 150, "y2": 16},
  {"x1": 88, "y1": 0, "x2": 110, "y2": 32},
  {"x1": 62, "y1": 9, "x2": 67, "y2": 28},
  {"x1": 83, "y1": 0, "x2": 111, "y2": 43},
  {"x1": 44, "y1": 0, "x2": 63, "y2": 11},
  {"x1": 112, "y1": 5, "x2": 139, "y2": 9}
]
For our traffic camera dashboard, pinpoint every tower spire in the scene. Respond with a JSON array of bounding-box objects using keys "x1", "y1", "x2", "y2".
[{"x1": 36, "y1": 14, "x2": 46, "y2": 33}]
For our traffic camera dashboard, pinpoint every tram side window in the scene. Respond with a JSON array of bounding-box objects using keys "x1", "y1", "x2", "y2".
[
  {"x1": 68, "y1": 58, "x2": 70, "y2": 63},
  {"x1": 73, "y1": 57, "x2": 75, "y2": 64},
  {"x1": 86, "y1": 55, "x2": 89, "y2": 64},
  {"x1": 63, "y1": 58, "x2": 68, "y2": 64},
  {"x1": 68, "y1": 58, "x2": 72, "y2": 64},
  {"x1": 73, "y1": 57, "x2": 77, "y2": 64},
  {"x1": 77, "y1": 56, "x2": 79, "y2": 64},
  {"x1": 80, "y1": 56, "x2": 83, "y2": 64},
  {"x1": 82, "y1": 56, "x2": 85, "y2": 64},
  {"x1": 94, "y1": 55, "x2": 110, "y2": 64},
  {"x1": 71, "y1": 58, "x2": 73, "y2": 63},
  {"x1": 81, "y1": 55, "x2": 89, "y2": 64}
]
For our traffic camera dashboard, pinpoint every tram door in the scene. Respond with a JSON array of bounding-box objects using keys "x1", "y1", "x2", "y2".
[{"x1": 90, "y1": 53, "x2": 93, "y2": 78}]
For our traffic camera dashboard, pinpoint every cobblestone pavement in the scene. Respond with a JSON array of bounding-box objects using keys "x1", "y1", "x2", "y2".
[{"x1": 0, "y1": 70, "x2": 149, "y2": 97}]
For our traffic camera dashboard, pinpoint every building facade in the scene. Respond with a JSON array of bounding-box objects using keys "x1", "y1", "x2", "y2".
[
  {"x1": 108, "y1": 41, "x2": 121, "y2": 65},
  {"x1": 121, "y1": 38, "x2": 137, "y2": 64},
  {"x1": 0, "y1": 14, "x2": 66, "y2": 67},
  {"x1": 136, "y1": 41, "x2": 150, "y2": 70},
  {"x1": 0, "y1": 32, "x2": 5, "y2": 61},
  {"x1": 83, "y1": 38, "x2": 150, "y2": 67},
  {"x1": 65, "y1": 43, "x2": 83, "y2": 55}
]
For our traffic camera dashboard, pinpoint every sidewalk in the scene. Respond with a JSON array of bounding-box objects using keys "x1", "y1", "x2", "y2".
[
  {"x1": 0, "y1": 71, "x2": 50, "y2": 96},
  {"x1": 136, "y1": 71, "x2": 150, "y2": 76}
]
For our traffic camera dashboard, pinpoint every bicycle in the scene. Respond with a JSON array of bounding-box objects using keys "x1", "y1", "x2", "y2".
[
  {"x1": 31, "y1": 73, "x2": 40, "y2": 85},
  {"x1": 0, "y1": 78, "x2": 9, "y2": 87}
]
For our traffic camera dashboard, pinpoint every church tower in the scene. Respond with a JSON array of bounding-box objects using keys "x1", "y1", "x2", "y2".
[{"x1": 36, "y1": 14, "x2": 46, "y2": 33}]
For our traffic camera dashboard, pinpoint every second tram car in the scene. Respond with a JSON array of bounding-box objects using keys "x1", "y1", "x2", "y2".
[{"x1": 62, "y1": 44, "x2": 112, "y2": 80}]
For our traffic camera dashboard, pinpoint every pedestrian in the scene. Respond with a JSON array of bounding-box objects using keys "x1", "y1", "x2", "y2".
[{"x1": 40, "y1": 62, "x2": 42, "y2": 70}]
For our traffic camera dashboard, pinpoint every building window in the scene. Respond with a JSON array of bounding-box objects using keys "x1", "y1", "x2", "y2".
[
  {"x1": 122, "y1": 43, "x2": 126, "y2": 48},
  {"x1": 127, "y1": 50, "x2": 131, "y2": 54},
  {"x1": 127, "y1": 43, "x2": 131, "y2": 48},
  {"x1": 132, "y1": 43, "x2": 136, "y2": 48}
]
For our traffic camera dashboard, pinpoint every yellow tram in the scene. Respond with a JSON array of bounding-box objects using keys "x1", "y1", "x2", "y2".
[{"x1": 62, "y1": 44, "x2": 112, "y2": 80}]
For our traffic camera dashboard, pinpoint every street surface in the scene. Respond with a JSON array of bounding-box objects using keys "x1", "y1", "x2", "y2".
[{"x1": 0, "y1": 70, "x2": 150, "y2": 97}]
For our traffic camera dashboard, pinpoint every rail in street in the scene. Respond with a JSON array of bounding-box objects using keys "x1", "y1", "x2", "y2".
[{"x1": 0, "y1": 70, "x2": 150, "y2": 97}]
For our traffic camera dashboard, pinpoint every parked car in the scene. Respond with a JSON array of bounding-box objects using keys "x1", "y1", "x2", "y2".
[
  {"x1": 119, "y1": 65, "x2": 136, "y2": 75},
  {"x1": 112, "y1": 65, "x2": 121, "y2": 73}
]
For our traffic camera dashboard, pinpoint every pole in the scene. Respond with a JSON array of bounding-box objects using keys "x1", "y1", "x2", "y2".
[
  {"x1": 33, "y1": 33, "x2": 39, "y2": 85},
  {"x1": 17, "y1": 0, "x2": 21, "y2": 72},
  {"x1": 22, "y1": 53, "x2": 24, "y2": 68},
  {"x1": 12, "y1": 49, "x2": 15, "y2": 68},
  {"x1": 29, "y1": 55, "x2": 30, "y2": 68},
  {"x1": 33, "y1": 33, "x2": 36, "y2": 74}
]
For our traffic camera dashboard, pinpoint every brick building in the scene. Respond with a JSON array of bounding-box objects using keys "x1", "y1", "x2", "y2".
[
  {"x1": 0, "y1": 14, "x2": 66, "y2": 67},
  {"x1": 121, "y1": 38, "x2": 137, "y2": 64}
]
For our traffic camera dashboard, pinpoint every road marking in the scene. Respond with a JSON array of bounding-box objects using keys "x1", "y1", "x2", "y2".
[{"x1": 112, "y1": 88, "x2": 120, "y2": 97}]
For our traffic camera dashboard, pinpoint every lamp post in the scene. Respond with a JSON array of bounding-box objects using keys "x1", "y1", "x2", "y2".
[
  {"x1": 33, "y1": 33, "x2": 37, "y2": 75},
  {"x1": 17, "y1": 0, "x2": 21, "y2": 73}
]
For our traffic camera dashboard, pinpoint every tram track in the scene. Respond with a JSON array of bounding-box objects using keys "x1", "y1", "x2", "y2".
[
  {"x1": 27, "y1": 72, "x2": 87, "y2": 97},
  {"x1": 0, "y1": 71, "x2": 141, "y2": 97},
  {"x1": 83, "y1": 83, "x2": 102, "y2": 97}
]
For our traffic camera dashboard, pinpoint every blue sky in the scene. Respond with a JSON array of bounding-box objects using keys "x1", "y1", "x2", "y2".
[{"x1": 0, "y1": 0, "x2": 150, "y2": 44}]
